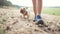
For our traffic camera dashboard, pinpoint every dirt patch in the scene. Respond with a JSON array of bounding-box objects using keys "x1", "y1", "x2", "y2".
[{"x1": 0, "y1": 8, "x2": 60, "y2": 34}]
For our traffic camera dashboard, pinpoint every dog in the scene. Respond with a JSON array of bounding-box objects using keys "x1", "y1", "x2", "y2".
[{"x1": 20, "y1": 8, "x2": 29, "y2": 19}]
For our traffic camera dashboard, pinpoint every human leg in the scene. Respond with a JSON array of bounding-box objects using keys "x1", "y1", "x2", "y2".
[{"x1": 32, "y1": 0, "x2": 42, "y2": 22}]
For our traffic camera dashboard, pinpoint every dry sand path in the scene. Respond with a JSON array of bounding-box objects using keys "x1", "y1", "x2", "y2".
[{"x1": 0, "y1": 8, "x2": 60, "y2": 34}]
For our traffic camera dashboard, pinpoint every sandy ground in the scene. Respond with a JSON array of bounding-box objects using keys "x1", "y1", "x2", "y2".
[{"x1": 0, "y1": 8, "x2": 60, "y2": 34}]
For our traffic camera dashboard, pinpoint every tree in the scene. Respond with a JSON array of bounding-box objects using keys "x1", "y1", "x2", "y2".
[
  {"x1": 4, "y1": 1, "x2": 12, "y2": 6},
  {"x1": 0, "y1": 0, "x2": 12, "y2": 6}
]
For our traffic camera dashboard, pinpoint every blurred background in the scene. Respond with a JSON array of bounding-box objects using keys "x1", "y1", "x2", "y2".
[
  {"x1": 0, "y1": 0, "x2": 60, "y2": 34},
  {"x1": 0, "y1": 0, "x2": 60, "y2": 15}
]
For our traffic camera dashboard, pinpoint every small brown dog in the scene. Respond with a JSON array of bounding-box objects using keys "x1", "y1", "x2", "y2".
[{"x1": 20, "y1": 8, "x2": 29, "y2": 19}]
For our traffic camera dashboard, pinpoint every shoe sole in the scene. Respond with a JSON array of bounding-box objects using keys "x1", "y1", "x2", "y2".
[
  {"x1": 36, "y1": 20, "x2": 44, "y2": 25},
  {"x1": 36, "y1": 20, "x2": 48, "y2": 27}
]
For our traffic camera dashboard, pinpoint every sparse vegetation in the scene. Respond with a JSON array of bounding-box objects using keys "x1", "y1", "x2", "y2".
[
  {"x1": 0, "y1": 28, "x2": 3, "y2": 34},
  {"x1": 42, "y1": 8, "x2": 60, "y2": 15}
]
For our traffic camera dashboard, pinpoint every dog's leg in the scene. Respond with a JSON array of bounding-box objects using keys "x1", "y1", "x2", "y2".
[
  {"x1": 24, "y1": 14, "x2": 26, "y2": 19},
  {"x1": 27, "y1": 14, "x2": 30, "y2": 22}
]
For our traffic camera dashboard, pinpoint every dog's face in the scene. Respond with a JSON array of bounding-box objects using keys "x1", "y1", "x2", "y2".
[
  {"x1": 20, "y1": 8, "x2": 29, "y2": 19},
  {"x1": 20, "y1": 8, "x2": 27, "y2": 16},
  {"x1": 20, "y1": 9, "x2": 24, "y2": 14}
]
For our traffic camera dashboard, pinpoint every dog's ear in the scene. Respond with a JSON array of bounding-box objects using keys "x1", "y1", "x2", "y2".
[{"x1": 20, "y1": 9, "x2": 23, "y2": 13}]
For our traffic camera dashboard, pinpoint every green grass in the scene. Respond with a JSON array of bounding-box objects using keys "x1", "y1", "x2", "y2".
[
  {"x1": 0, "y1": 27, "x2": 3, "y2": 34},
  {"x1": 0, "y1": 29, "x2": 3, "y2": 34},
  {"x1": 42, "y1": 7, "x2": 60, "y2": 15}
]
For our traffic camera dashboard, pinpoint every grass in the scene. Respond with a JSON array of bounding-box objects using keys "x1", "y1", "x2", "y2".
[
  {"x1": 42, "y1": 7, "x2": 60, "y2": 15},
  {"x1": 0, "y1": 25, "x2": 3, "y2": 34},
  {"x1": 0, "y1": 29, "x2": 3, "y2": 34}
]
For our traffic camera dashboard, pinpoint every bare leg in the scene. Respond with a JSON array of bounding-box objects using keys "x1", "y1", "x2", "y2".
[
  {"x1": 37, "y1": 0, "x2": 42, "y2": 14},
  {"x1": 32, "y1": 0, "x2": 42, "y2": 15},
  {"x1": 32, "y1": 0, "x2": 42, "y2": 22},
  {"x1": 32, "y1": 0, "x2": 36, "y2": 16}
]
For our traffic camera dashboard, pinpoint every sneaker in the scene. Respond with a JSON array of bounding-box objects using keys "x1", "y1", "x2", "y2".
[
  {"x1": 33, "y1": 15, "x2": 41, "y2": 22},
  {"x1": 33, "y1": 15, "x2": 44, "y2": 25}
]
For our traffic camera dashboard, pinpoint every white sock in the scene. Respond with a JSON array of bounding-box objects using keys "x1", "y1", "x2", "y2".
[{"x1": 37, "y1": 13, "x2": 40, "y2": 16}]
